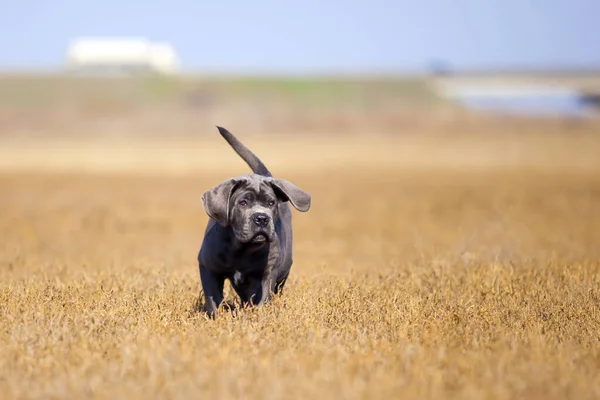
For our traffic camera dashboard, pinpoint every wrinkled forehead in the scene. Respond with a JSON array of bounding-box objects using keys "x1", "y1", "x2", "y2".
[{"x1": 234, "y1": 174, "x2": 275, "y2": 197}]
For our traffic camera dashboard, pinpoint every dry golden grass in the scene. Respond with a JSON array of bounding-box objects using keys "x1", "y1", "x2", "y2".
[{"x1": 1, "y1": 132, "x2": 600, "y2": 399}]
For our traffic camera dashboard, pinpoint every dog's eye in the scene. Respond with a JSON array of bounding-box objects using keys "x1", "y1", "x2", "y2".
[
  {"x1": 268, "y1": 200, "x2": 275, "y2": 207},
  {"x1": 239, "y1": 200, "x2": 248, "y2": 207}
]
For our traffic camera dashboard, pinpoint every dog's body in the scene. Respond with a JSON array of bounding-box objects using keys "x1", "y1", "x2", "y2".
[{"x1": 198, "y1": 127, "x2": 311, "y2": 315}]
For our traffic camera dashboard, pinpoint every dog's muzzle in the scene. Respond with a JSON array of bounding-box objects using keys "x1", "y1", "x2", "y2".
[{"x1": 250, "y1": 212, "x2": 273, "y2": 243}]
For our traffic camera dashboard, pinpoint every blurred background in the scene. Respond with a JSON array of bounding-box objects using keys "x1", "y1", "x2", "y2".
[
  {"x1": 2, "y1": 4, "x2": 600, "y2": 398},
  {"x1": 0, "y1": 0, "x2": 599, "y2": 174}
]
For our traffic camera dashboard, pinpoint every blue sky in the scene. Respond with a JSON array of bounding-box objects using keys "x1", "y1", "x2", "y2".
[{"x1": 0, "y1": 0, "x2": 598, "y2": 74}]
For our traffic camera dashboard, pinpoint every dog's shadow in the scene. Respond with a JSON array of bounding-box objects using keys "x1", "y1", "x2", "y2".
[
  {"x1": 189, "y1": 293, "x2": 251, "y2": 319},
  {"x1": 190, "y1": 289, "x2": 286, "y2": 320}
]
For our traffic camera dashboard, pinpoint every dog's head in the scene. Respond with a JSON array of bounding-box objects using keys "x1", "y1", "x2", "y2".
[{"x1": 201, "y1": 174, "x2": 311, "y2": 244}]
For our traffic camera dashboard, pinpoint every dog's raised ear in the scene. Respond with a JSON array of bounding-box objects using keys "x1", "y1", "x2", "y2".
[
  {"x1": 270, "y1": 179, "x2": 311, "y2": 212},
  {"x1": 201, "y1": 178, "x2": 245, "y2": 226}
]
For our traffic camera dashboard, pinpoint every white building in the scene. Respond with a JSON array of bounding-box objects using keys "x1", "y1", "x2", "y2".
[{"x1": 65, "y1": 37, "x2": 180, "y2": 75}]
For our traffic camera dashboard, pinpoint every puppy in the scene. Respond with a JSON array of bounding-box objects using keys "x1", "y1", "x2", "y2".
[{"x1": 198, "y1": 127, "x2": 311, "y2": 316}]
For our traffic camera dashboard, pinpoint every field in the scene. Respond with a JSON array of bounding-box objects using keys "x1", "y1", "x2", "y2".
[{"x1": 1, "y1": 75, "x2": 600, "y2": 399}]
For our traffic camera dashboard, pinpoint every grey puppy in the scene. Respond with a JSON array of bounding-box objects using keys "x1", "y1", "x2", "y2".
[{"x1": 198, "y1": 126, "x2": 311, "y2": 316}]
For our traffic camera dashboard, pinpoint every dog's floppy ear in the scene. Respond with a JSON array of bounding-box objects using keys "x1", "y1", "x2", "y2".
[
  {"x1": 270, "y1": 179, "x2": 311, "y2": 212},
  {"x1": 201, "y1": 178, "x2": 245, "y2": 226}
]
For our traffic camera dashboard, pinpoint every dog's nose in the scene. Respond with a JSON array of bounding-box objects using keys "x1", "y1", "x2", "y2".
[{"x1": 252, "y1": 213, "x2": 270, "y2": 227}]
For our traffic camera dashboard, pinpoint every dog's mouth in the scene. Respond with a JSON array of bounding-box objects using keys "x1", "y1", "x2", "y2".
[{"x1": 250, "y1": 233, "x2": 270, "y2": 243}]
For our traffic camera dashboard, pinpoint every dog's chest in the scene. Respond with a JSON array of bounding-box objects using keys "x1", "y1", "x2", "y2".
[
  {"x1": 233, "y1": 270, "x2": 244, "y2": 286},
  {"x1": 218, "y1": 243, "x2": 281, "y2": 284},
  {"x1": 229, "y1": 265, "x2": 262, "y2": 289}
]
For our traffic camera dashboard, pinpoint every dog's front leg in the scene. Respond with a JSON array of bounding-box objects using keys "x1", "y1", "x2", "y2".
[
  {"x1": 255, "y1": 273, "x2": 277, "y2": 306},
  {"x1": 199, "y1": 264, "x2": 225, "y2": 317}
]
